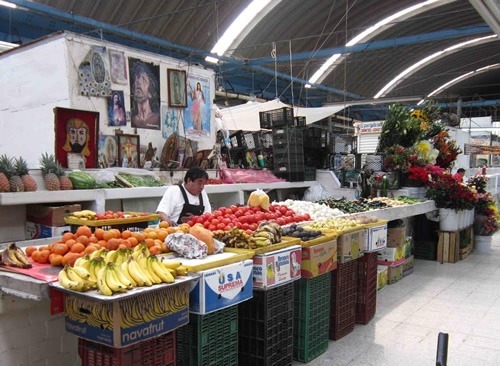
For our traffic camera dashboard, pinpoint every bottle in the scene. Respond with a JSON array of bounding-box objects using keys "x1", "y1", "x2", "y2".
[
  {"x1": 380, "y1": 176, "x2": 388, "y2": 197},
  {"x1": 257, "y1": 154, "x2": 265, "y2": 168}
]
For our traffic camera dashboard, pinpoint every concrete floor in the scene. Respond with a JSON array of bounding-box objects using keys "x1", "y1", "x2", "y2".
[{"x1": 296, "y1": 232, "x2": 500, "y2": 365}]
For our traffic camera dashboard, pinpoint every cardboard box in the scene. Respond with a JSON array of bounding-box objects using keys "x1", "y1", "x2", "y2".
[
  {"x1": 377, "y1": 247, "x2": 405, "y2": 263},
  {"x1": 25, "y1": 221, "x2": 71, "y2": 239},
  {"x1": 404, "y1": 237, "x2": 414, "y2": 258},
  {"x1": 337, "y1": 230, "x2": 365, "y2": 263},
  {"x1": 383, "y1": 261, "x2": 404, "y2": 284},
  {"x1": 377, "y1": 265, "x2": 388, "y2": 291},
  {"x1": 387, "y1": 226, "x2": 406, "y2": 248},
  {"x1": 64, "y1": 282, "x2": 190, "y2": 348},
  {"x1": 402, "y1": 255, "x2": 415, "y2": 277},
  {"x1": 301, "y1": 238, "x2": 337, "y2": 278},
  {"x1": 190, "y1": 260, "x2": 253, "y2": 314},
  {"x1": 27, "y1": 204, "x2": 81, "y2": 227},
  {"x1": 253, "y1": 245, "x2": 302, "y2": 290},
  {"x1": 366, "y1": 224, "x2": 387, "y2": 251}
]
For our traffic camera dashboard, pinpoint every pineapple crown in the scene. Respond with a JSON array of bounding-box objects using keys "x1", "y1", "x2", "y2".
[
  {"x1": 0, "y1": 154, "x2": 16, "y2": 179},
  {"x1": 14, "y1": 157, "x2": 29, "y2": 176},
  {"x1": 40, "y1": 152, "x2": 60, "y2": 177}
]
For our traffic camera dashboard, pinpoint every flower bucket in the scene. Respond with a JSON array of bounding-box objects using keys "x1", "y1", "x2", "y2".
[
  {"x1": 475, "y1": 235, "x2": 492, "y2": 254},
  {"x1": 439, "y1": 208, "x2": 459, "y2": 231},
  {"x1": 468, "y1": 209, "x2": 475, "y2": 226}
]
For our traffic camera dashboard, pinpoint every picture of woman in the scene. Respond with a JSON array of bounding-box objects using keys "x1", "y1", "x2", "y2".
[
  {"x1": 107, "y1": 91, "x2": 126, "y2": 126},
  {"x1": 189, "y1": 82, "x2": 205, "y2": 131}
]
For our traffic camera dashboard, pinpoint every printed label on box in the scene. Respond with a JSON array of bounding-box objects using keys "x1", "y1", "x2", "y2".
[
  {"x1": 301, "y1": 239, "x2": 337, "y2": 278},
  {"x1": 190, "y1": 260, "x2": 253, "y2": 314},
  {"x1": 26, "y1": 222, "x2": 70, "y2": 239},
  {"x1": 253, "y1": 245, "x2": 301, "y2": 289},
  {"x1": 367, "y1": 225, "x2": 387, "y2": 251}
]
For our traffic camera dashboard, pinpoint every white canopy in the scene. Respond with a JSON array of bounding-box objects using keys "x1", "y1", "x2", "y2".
[{"x1": 220, "y1": 99, "x2": 350, "y2": 131}]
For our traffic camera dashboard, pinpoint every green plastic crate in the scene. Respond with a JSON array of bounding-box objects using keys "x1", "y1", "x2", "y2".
[
  {"x1": 176, "y1": 306, "x2": 238, "y2": 366},
  {"x1": 293, "y1": 273, "x2": 331, "y2": 363}
]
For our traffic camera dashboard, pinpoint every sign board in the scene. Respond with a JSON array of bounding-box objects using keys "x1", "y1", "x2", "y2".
[
  {"x1": 464, "y1": 144, "x2": 500, "y2": 155},
  {"x1": 354, "y1": 121, "x2": 383, "y2": 135}
]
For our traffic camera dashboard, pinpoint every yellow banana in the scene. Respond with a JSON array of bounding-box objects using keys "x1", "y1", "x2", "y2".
[
  {"x1": 113, "y1": 265, "x2": 133, "y2": 289},
  {"x1": 105, "y1": 264, "x2": 127, "y2": 293},
  {"x1": 58, "y1": 267, "x2": 85, "y2": 292},
  {"x1": 90, "y1": 248, "x2": 109, "y2": 260},
  {"x1": 96, "y1": 267, "x2": 113, "y2": 296},
  {"x1": 149, "y1": 257, "x2": 175, "y2": 283},
  {"x1": 175, "y1": 265, "x2": 189, "y2": 276},
  {"x1": 104, "y1": 250, "x2": 119, "y2": 264},
  {"x1": 145, "y1": 257, "x2": 162, "y2": 284},
  {"x1": 159, "y1": 258, "x2": 182, "y2": 269},
  {"x1": 120, "y1": 260, "x2": 138, "y2": 287},
  {"x1": 127, "y1": 258, "x2": 151, "y2": 286}
]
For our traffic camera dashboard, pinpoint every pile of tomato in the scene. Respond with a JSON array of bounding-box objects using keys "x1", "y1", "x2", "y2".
[
  {"x1": 187, "y1": 204, "x2": 310, "y2": 232},
  {"x1": 95, "y1": 211, "x2": 151, "y2": 220}
]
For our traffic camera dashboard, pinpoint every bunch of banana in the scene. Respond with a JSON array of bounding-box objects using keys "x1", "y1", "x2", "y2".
[
  {"x1": 58, "y1": 264, "x2": 96, "y2": 292},
  {"x1": 104, "y1": 248, "x2": 133, "y2": 265},
  {"x1": 96, "y1": 262, "x2": 133, "y2": 296},
  {"x1": 0, "y1": 243, "x2": 32, "y2": 269},
  {"x1": 214, "y1": 228, "x2": 252, "y2": 249},
  {"x1": 89, "y1": 247, "x2": 109, "y2": 260},
  {"x1": 66, "y1": 210, "x2": 97, "y2": 220},
  {"x1": 249, "y1": 221, "x2": 283, "y2": 248}
]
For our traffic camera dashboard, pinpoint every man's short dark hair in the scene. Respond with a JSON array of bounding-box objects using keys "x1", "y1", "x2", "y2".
[
  {"x1": 184, "y1": 167, "x2": 209, "y2": 183},
  {"x1": 457, "y1": 168, "x2": 466, "y2": 173}
]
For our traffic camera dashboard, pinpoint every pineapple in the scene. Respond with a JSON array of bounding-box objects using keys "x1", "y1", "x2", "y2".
[
  {"x1": 14, "y1": 157, "x2": 37, "y2": 192},
  {"x1": 0, "y1": 154, "x2": 24, "y2": 192},
  {"x1": 0, "y1": 158, "x2": 9, "y2": 192},
  {"x1": 56, "y1": 162, "x2": 73, "y2": 190},
  {"x1": 40, "y1": 153, "x2": 60, "y2": 191}
]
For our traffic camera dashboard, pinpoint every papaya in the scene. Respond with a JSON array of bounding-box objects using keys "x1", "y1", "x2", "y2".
[{"x1": 189, "y1": 225, "x2": 215, "y2": 255}]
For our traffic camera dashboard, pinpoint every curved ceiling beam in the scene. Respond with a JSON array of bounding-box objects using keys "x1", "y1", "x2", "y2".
[
  {"x1": 308, "y1": 0, "x2": 456, "y2": 85},
  {"x1": 374, "y1": 34, "x2": 498, "y2": 98},
  {"x1": 417, "y1": 63, "x2": 500, "y2": 104}
]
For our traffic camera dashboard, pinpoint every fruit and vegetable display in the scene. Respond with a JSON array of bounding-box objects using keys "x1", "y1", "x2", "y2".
[
  {"x1": 57, "y1": 243, "x2": 187, "y2": 295},
  {"x1": 395, "y1": 196, "x2": 421, "y2": 204},
  {"x1": 369, "y1": 197, "x2": 409, "y2": 207},
  {"x1": 247, "y1": 189, "x2": 270, "y2": 210},
  {"x1": 317, "y1": 196, "x2": 414, "y2": 213},
  {"x1": 115, "y1": 172, "x2": 165, "y2": 188},
  {"x1": 282, "y1": 224, "x2": 324, "y2": 242},
  {"x1": 0, "y1": 243, "x2": 32, "y2": 268},
  {"x1": 278, "y1": 199, "x2": 344, "y2": 221},
  {"x1": 66, "y1": 210, "x2": 153, "y2": 221},
  {"x1": 214, "y1": 221, "x2": 283, "y2": 249},
  {"x1": 304, "y1": 215, "x2": 378, "y2": 232},
  {"x1": 187, "y1": 204, "x2": 309, "y2": 232},
  {"x1": 40, "y1": 153, "x2": 73, "y2": 191}
]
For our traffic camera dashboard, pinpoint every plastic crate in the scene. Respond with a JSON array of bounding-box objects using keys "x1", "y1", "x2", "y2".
[
  {"x1": 274, "y1": 171, "x2": 305, "y2": 182},
  {"x1": 259, "y1": 107, "x2": 294, "y2": 129},
  {"x1": 294, "y1": 116, "x2": 306, "y2": 127},
  {"x1": 293, "y1": 273, "x2": 331, "y2": 363},
  {"x1": 304, "y1": 166, "x2": 316, "y2": 181},
  {"x1": 356, "y1": 252, "x2": 378, "y2": 325},
  {"x1": 329, "y1": 260, "x2": 358, "y2": 340},
  {"x1": 229, "y1": 130, "x2": 247, "y2": 148},
  {"x1": 176, "y1": 306, "x2": 238, "y2": 366},
  {"x1": 238, "y1": 283, "x2": 294, "y2": 366},
  {"x1": 78, "y1": 331, "x2": 176, "y2": 366},
  {"x1": 273, "y1": 143, "x2": 304, "y2": 157},
  {"x1": 414, "y1": 240, "x2": 437, "y2": 261}
]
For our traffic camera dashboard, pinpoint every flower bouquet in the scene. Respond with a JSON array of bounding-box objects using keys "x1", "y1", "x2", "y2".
[
  {"x1": 474, "y1": 192, "x2": 499, "y2": 236},
  {"x1": 468, "y1": 174, "x2": 488, "y2": 194}
]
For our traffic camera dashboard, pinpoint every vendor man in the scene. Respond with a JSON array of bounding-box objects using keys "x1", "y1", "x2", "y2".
[
  {"x1": 453, "y1": 168, "x2": 466, "y2": 182},
  {"x1": 156, "y1": 167, "x2": 211, "y2": 226}
]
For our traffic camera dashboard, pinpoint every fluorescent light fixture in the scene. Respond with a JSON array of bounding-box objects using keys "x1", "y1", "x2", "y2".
[
  {"x1": 374, "y1": 35, "x2": 497, "y2": 98},
  {"x1": 305, "y1": 84, "x2": 312, "y2": 89},
  {"x1": 0, "y1": 0, "x2": 16, "y2": 8},
  {"x1": 205, "y1": 56, "x2": 219, "y2": 64},
  {"x1": 308, "y1": 0, "x2": 450, "y2": 85},
  {"x1": 210, "y1": 0, "x2": 272, "y2": 57},
  {"x1": 0, "y1": 40, "x2": 19, "y2": 52}
]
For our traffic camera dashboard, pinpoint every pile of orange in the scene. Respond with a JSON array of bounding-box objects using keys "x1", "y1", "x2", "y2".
[{"x1": 26, "y1": 221, "x2": 179, "y2": 267}]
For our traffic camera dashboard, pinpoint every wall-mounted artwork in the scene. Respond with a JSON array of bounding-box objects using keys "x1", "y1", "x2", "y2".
[
  {"x1": 78, "y1": 46, "x2": 112, "y2": 97},
  {"x1": 185, "y1": 74, "x2": 210, "y2": 139},
  {"x1": 128, "y1": 58, "x2": 161, "y2": 130},
  {"x1": 54, "y1": 107, "x2": 99, "y2": 169},
  {"x1": 98, "y1": 135, "x2": 118, "y2": 168},
  {"x1": 117, "y1": 133, "x2": 140, "y2": 168},
  {"x1": 167, "y1": 69, "x2": 187, "y2": 108},
  {"x1": 109, "y1": 49, "x2": 127, "y2": 84},
  {"x1": 107, "y1": 90, "x2": 127, "y2": 126}
]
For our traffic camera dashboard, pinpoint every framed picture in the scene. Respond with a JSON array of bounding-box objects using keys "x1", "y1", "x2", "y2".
[
  {"x1": 108, "y1": 49, "x2": 127, "y2": 84},
  {"x1": 98, "y1": 135, "x2": 118, "y2": 168},
  {"x1": 54, "y1": 107, "x2": 99, "y2": 168},
  {"x1": 167, "y1": 69, "x2": 187, "y2": 108},
  {"x1": 117, "y1": 133, "x2": 140, "y2": 168},
  {"x1": 107, "y1": 90, "x2": 127, "y2": 126}
]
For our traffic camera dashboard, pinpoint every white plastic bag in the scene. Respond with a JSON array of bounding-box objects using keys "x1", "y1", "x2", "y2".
[{"x1": 303, "y1": 183, "x2": 329, "y2": 202}]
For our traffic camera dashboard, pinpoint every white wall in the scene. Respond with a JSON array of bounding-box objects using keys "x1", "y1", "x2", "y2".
[{"x1": 0, "y1": 32, "x2": 216, "y2": 169}]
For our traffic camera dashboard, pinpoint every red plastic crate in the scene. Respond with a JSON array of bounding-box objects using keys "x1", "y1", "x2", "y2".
[
  {"x1": 356, "y1": 252, "x2": 378, "y2": 325},
  {"x1": 78, "y1": 331, "x2": 176, "y2": 366},
  {"x1": 329, "y1": 260, "x2": 358, "y2": 341}
]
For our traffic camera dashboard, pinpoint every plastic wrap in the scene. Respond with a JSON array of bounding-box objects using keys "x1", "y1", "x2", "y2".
[
  {"x1": 219, "y1": 168, "x2": 285, "y2": 184},
  {"x1": 166, "y1": 233, "x2": 225, "y2": 259}
]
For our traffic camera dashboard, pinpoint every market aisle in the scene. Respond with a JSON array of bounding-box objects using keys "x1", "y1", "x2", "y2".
[{"x1": 296, "y1": 231, "x2": 500, "y2": 366}]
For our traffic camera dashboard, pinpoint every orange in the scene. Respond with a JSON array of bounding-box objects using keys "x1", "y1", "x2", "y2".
[
  {"x1": 159, "y1": 221, "x2": 170, "y2": 229},
  {"x1": 62, "y1": 232, "x2": 75, "y2": 242},
  {"x1": 121, "y1": 230, "x2": 132, "y2": 239},
  {"x1": 155, "y1": 229, "x2": 168, "y2": 241},
  {"x1": 88, "y1": 235, "x2": 98, "y2": 244},
  {"x1": 103, "y1": 231, "x2": 114, "y2": 241},
  {"x1": 31, "y1": 250, "x2": 41, "y2": 263},
  {"x1": 144, "y1": 238, "x2": 155, "y2": 248},
  {"x1": 110, "y1": 229, "x2": 121, "y2": 239},
  {"x1": 76, "y1": 236, "x2": 90, "y2": 246},
  {"x1": 84, "y1": 244, "x2": 99, "y2": 255},
  {"x1": 132, "y1": 232, "x2": 145, "y2": 243},
  {"x1": 94, "y1": 228, "x2": 105, "y2": 240},
  {"x1": 127, "y1": 237, "x2": 138, "y2": 247},
  {"x1": 97, "y1": 240, "x2": 107, "y2": 248},
  {"x1": 178, "y1": 223, "x2": 190, "y2": 233},
  {"x1": 75, "y1": 225, "x2": 92, "y2": 238},
  {"x1": 39, "y1": 245, "x2": 49, "y2": 252},
  {"x1": 38, "y1": 250, "x2": 51, "y2": 264},
  {"x1": 122, "y1": 239, "x2": 132, "y2": 249},
  {"x1": 49, "y1": 254, "x2": 64, "y2": 266},
  {"x1": 117, "y1": 243, "x2": 128, "y2": 250},
  {"x1": 146, "y1": 231, "x2": 157, "y2": 240},
  {"x1": 154, "y1": 239, "x2": 163, "y2": 247},
  {"x1": 63, "y1": 252, "x2": 81, "y2": 267},
  {"x1": 70, "y1": 243, "x2": 85, "y2": 254},
  {"x1": 148, "y1": 245, "x2": 161, "y2": 255},
  {"x1": 52, "y1": 243, "x2": 69, "y2": 256},
  {"x1": 143, "y1": 227, "x2": 154, "y2": 233},
  {"x1": 160, "y1": 242, "x2": 169, "y2": 253},
  {"x1": 107, "y1": 238, "x2": 120, "y2": 251},
  {"x1": 166, "y1": 227, "x2": 176, "y2": 234},
  {"x1": 65, "y1": 239, "x2": 77, "y2": 249},
  {"x1": 25, "y1": 246, "x2": 37, "y2": 257}
]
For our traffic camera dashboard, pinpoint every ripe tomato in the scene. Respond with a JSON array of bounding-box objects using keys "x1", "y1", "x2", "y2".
[
  {"x1": 203, "y1": 221, "x2": 210, "y2": 229},
  {"x1": 235, "y1": 210, "x2": 244, "y2": 217},
  {"x1": 245, "y1": 229, "x2": 253, "y2": 235},
  {"x1": 224, "y1": 225, "x2": 233, "y2": 231},
  {"x1": 213, "y1": 210, "x2": 222, "y2": 217},
  {"x1": 222, "y1": 218, "x2": 231, "y2": 225},
  {"x1": 249, "y1": 223, "x2": 258, "y2": 231},
  {"x1": 276, "y1": 218, "x2": 285, "y2": 225},
  {"x1": 229, "y1": 205, "x2": 238, "y2": 213},
  {"x1": 211, "y1": 219, "x2": 220, "y2": 226},
  {"x1": 304, "y1": 213, "x2": 311, "y2": 220},
  {"x1": 187, "y1": 220, "x2": 195, "y2": 226},
  {"x1": 279, "y1": 206, "x2": 288, "y2": 214},
  {"x1": 208, "y1": 224, "x2": 217, "y2": 231},
  {"x1": 216, "y1": 223, "x2": 226, "y2": 230}
]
